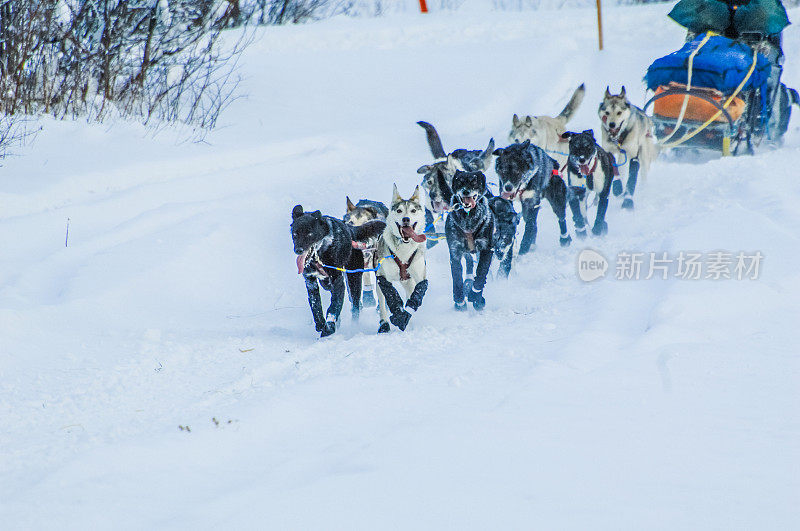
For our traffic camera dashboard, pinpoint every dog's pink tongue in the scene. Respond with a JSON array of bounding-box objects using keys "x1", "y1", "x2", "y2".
[
  {"x1": 401, "y1": 226, "x2": 426, "y2": 243},
  {"x1": 296, "y1": 250, "x2": 309, "y2": 274},
  {"x1": 501, "y1": 191, "x2": 514, "y2": 200}
]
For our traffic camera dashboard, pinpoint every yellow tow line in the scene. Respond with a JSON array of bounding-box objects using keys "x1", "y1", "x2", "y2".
[{"x1": 656, "y1": 32, "x2": 758, "y2": 156}]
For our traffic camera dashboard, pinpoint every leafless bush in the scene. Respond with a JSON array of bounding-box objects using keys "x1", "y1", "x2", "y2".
[{"x1": 0, "y1": 1, "x2": 251, "y2": 157}]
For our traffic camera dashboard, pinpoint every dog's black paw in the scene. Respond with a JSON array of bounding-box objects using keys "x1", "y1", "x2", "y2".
[
  {"x1": 621, "y1": 197, "x2": 634, "y2": 210},
  {"x1": 378, "y1": 321, "x2": 390, "y2": 334},
  {"x1": 390, "y1": 310, "x2": 411, "y2": 331},
  {"x1": 518, "y1": 243, "x2": 536, "y2": 255},
  {"x1": 362, "y1": 289, "x2": 376, "y2": 307},
  {"x1": 576, "y1": 228, "x2": 588, "y2": 240},
  {"x1": 320, "y1": 321, "x2": 336, "y2": 337},
  {"x1": 467, "y1": 287, "x2": 485, "y2": 311},
  {"x1": 612, "y1": 178, "x2": 624, "y2": 197},
  {"x1": 454, "y1": 300, "x2": 467, "y2": 311},
  {"x1": 591, "y1": 221, "x2": 609, "y2": 237},
  {"x1": 559, "y1": 234, "x2": 572, "y2": 247}
]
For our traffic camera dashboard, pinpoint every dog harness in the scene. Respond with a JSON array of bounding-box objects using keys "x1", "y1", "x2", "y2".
[
  {"x1": 351, "y1": 241, "x2": 373, "y2": 250},
  {"x1": 393, "y1": 249, "x2": 418, "y2": 281},
  {"x1": 307, "y1": 248, "x2": 330, "y2": 278},
  {"x1": 578, "y1": 156, "x2": 599, "y2": 177},
  {"x1": 465, "y1": 231, "x2": 475, "y2": 252}
]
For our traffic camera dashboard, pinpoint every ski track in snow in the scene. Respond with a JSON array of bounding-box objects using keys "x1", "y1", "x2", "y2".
[{"x1": 1, "y1": 5, "x2": 799, "y2": 529}]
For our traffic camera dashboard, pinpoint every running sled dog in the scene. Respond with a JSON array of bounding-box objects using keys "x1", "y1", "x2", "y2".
[
  {"x1": 416, "y1": 120, "x2": 494, "y2": 219},
  {"x1": 343, "y1": 197, "x2": 389, "y2": 307},
  {"x1": 508, "y1": 84, "x2": 586, "y2": 168},
  {"x1": 598, "y1": 86, "x2": 659, "y2": 209},
  {"x1": 493, "y1": 139, "x2": 571, "y2": 254},
  {"x1": 291, "y1": 205, "x2": 384, "y2": 337},
  {"x1": 437, "y1": 170, "x2": 495, "y2": 311},
  {"x1": 374, "y1": 185, "x2": 429, "y2": 333},
  {"x1": 561, "y1": 130, "x2": 615, "y2": 237}
]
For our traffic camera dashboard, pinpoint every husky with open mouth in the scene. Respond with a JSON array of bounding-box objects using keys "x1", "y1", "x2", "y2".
[
  {"x1": 493, "y1": 139, "x2": 571, "y2": 254},
  {"x1": 436, "y1": 170, "x2": 495, "y2": 311},
  {"x1": 598, "y1": 86, "x2": 659, "y2": 209},
  {"x1": 374, "y1": 185, "x2": 429, "y2": 333},
  {"x1": 416, "y1": 121, "x2": 494, "y2": 239},
  {"x1": 291, "y1": 205, "x2": 385, "y2": 337},
  {"x1": 561, "y1": 129, "x2": 615, "y2": 237}
]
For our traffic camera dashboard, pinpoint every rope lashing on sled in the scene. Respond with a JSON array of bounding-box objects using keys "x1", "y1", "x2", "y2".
[
  {"x1": 658, "y1": 32, "x2": 715, "y2": 145},
  {"x1": 659, "y1": 50, "x2": 757, "y2": 150},
  {"x1": 652, "y1": 31, "x2": 758, "y2": 153}
]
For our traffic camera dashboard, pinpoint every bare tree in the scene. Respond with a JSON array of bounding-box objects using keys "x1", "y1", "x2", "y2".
[{"x1": 0, "y1": 0, "x2": 251, "y2": 158}]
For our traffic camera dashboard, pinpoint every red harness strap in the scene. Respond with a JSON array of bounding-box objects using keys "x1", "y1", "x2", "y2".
[{"x1": 393, "y1": 249, "x2": 418, "y2": 281}]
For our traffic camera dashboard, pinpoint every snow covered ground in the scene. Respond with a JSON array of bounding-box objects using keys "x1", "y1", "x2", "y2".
[{"x1": 2, "y1": 4, "x2": 799, "y2": 529}]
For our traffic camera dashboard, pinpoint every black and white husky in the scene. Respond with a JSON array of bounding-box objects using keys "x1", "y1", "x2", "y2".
[
  {"x1": 598, "y1": 86, "x2": 659, "y2": 209},
  {"x1": 561, "y1": 130, "x2": 615, "y2": 237},
  {"x1": 437, "y1": 170, "x2": 495, "y2": 311},
  {"x1": 291, "y1": 205, "x2": 384, "y2": 337},
  {"x1": 374, "y1": 185, "x2": 428, "y2": 333},
  {"x1": 493, "y1": 139, "x2": 571, "y2": 253},
  {"x1": 343, "y1": 197, "x2": 389, "y2": 307},
  {"x1": 416, "y1": 120, "x2": 494, "y2": 221}
]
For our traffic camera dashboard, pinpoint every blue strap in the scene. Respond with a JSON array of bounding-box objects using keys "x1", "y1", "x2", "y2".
[{"x1": 320, "y1": 254, "x2": 395, "y2": 274}]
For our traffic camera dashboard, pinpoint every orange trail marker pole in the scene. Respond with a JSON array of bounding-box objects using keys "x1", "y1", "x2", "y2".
[
  {"x1": 419, "y1": 0, "x2": 428, "y2": 13},
  {"x1": 596, "y1": 0, "x2": 604, "y2": 50}
]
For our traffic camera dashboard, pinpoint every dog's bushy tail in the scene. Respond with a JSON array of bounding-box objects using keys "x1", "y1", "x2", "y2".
[
  {"x1": 557, "y1": 84, "x2": 586, "y2": 123},
  {"x1": 350, "y1": 220, "x2": 386, "y2": 242},
  {"x1": 417, "y1": 121, "x2": 446, "y2": 159}
]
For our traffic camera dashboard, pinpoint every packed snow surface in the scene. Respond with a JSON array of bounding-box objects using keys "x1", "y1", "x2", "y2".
[{"x1": 2, "y1": 4, "x2": 799, "y2": 529}]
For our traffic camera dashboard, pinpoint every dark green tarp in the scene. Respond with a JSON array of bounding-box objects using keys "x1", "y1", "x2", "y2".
[{"x1": 668, "y1": 0, "x2": 790, "y2": 36}]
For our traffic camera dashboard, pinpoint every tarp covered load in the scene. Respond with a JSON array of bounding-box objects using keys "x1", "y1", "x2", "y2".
[
  {"x1": 668, "y1": 0, "x2": 790, "y2": 36},
  {"x1": 645, "y1": 34, "x2": 771, "y2": 97}
]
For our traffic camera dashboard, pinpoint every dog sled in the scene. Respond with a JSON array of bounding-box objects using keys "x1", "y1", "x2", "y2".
[{"x1": 643, "y1": 31, "x2": 796, "y2": 156}]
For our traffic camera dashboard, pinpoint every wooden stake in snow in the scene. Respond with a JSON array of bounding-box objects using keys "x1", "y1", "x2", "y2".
[
  {"x1": 597, "y1": 0, "x2": 604, "y2": 51},
  {"x1": 65, "y1": 218, "x2": 70, "y2": 247}
]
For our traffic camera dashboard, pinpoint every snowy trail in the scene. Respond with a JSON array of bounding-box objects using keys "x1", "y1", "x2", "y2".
[{"x1": 2, "y1": 5, "x2": 799, "y2": 529}]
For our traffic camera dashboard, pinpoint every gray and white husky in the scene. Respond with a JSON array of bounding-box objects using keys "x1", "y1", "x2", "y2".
[
  {"x1": 598, "y1": 86, "x2": 660, "y2": 209},
  {"x1": 374, "y1": 184, "x2": 428, "y2": 334},
  {"x1": 508, "y1": 84, "x2": 585, "y2": 168}
]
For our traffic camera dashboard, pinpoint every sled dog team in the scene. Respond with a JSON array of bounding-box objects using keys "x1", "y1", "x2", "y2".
[{"x1": 291, "y1": 85, "x2": 660, "y2": 337}]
